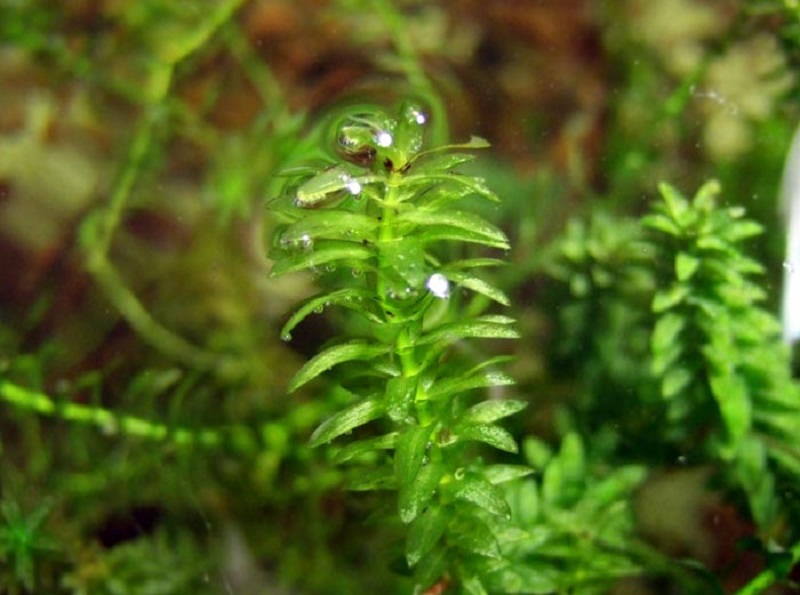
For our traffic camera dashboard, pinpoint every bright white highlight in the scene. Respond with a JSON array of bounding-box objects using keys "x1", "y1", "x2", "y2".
[
  {"x1": 780, "y1": 123, "x2": 800, "y2": 343},
  {"x1": 344, "y1": 178, "x2": 361, "y2": 195},
  {"x1": 375, "y1": 131, "x2": 393, "y2": 147},
  {"x1": 426, "y1": 273, "x2": 450, "y2": 299}
]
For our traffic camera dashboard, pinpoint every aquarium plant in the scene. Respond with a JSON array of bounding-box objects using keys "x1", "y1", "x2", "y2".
[{"x1": 268, "y1": 100, "x2": 530, "y2": 592}]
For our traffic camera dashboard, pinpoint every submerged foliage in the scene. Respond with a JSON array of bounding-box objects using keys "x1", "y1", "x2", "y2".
[{"x1": 269, "y1": 101, "x2": 528, "y2": 591}]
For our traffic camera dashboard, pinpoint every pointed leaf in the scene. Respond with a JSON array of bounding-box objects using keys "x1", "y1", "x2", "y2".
[
  {"x1": 417, "y1": 152, "x2": 476, "y2": 171},
  {"x1": 281, "y1": 288, "x2": 379, "y2": 338},
  {"x1": 399, "y1": 463, "x2": 446, "y2": 523},
  {"x1": 483, "y1": 464, "x2": 535, "y2": 485},
  {"x1": 452, "y1": 475, "x2": 511, "y2": 518},
  {"x1": 308, "y1": 398, "x2": 384, "y2": 447},
  {"x1": 398, "y1": 210, "x2": 509, "y2": 249},
  {"x1": 289, "y1": 341, "x2": 389, "y2": 392},
  {"x1": 448, "y1": 272, "x2": 510, "y2": 305},
  {"x1": 270, "y1": 240, "x2": 375, "y2": 276},
  {"x1": 652, "y1": 285, "x2": 689, "y2": 312},
  {"x1": 418, "y1": 225, "x2": 509, "y2": 249},
  {"x1": 333, "y1": 432, "x2": 398, "y2": 463},
  {"x1": 418, "y1": 318, "x2": 520, "y2": 345},
  {"x1": 346, "y1": 466, "x2": 397, "y2": 491},
  {"x1": 463, "y1": 399, "x2": 527, "y2": 424},
  {"x1": 406, "y1": 505, "x2": 451, "y2": 567},
  {"x1": 395, "y1": 425, "x2": 433, "y2": 487},
  {"x1": 427, "y1": 372, "x2": 516, "y2": 402},
  {"x1": 451, "y1": 516, "x2": 501, "y2": 558},
  {"x1": 675, "y1": 253, "x2": 700, "y2": 281},
  {"x1": 405, "y1": 173, "x2": 499, "y2": 202},
  {"x1": 661, "y1": 366, "x2": 692, "y2": 399},
  {"x1": 413, "y1": 544, "x2": 449, "y2": 592},
  {"x1": 279, "y1": 211, "x2": 378, "y2": 244},
  {"x1": 652, "y1": 312, "x2": 684, "y2": 355},
  {"x1": 456, "y1": 424, "x2": 518, "y2": 453}
]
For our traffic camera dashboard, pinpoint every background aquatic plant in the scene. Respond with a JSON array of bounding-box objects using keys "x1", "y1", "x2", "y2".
[{"x1": 2, "y1": 0, "x2": 800, "y2": 593}]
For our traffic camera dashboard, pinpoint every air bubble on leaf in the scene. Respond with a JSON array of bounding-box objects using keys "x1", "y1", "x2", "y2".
[
  {"x1": 454, "y1": 467, "x2": 465, "y2": 480},
  {"x1": 426, "y1": 273, "x2": 450, "y2": 299},
  {"x1": 313, "y1": 305, "x2": 324, "y2": 314},
  {"x1": 300, "y1": 233, "x2": 314, "y2": 250},
  {"x1": 325, "y1": 264, "x2": 337, "y2": 272},
  {"x1": 281, "y1": 333, "x2": 292, "y2": 342},
  {"x1": 411, "y1": 108, "x2": 427, "y2": 125},
  {"x1": 344, "y1": 177, "x2": 362, "y2": 196},
  {"x1": 352, "y1": 268, "x2": 363, "y2": 277},
  {"x1": 421, "y1": 456, "x2": 430, "y2": 467},
  {"x1": 375, "y1": 130, "x2": 393, "y2": 147}
]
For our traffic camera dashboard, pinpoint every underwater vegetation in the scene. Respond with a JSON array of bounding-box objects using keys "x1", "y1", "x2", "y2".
[{"x1": 1, "y1": 0, "x2": 800, "y2": 593}]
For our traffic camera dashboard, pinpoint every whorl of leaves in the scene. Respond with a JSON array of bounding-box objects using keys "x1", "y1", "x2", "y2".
[{"x1": 269, "y1": 101, "x2": 526, "y2": 591}]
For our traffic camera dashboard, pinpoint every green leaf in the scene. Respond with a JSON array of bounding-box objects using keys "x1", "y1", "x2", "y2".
[
  {"x1": 385, "y1": 376, "x2": 418, "y2": 422},
  {"x1": 451, "y1": 475, "x2": 511, "y2": 518},
  {"x1": 279, "y1": 211, "x2": 378, "y2": 244},
  {"x1": 652, "y1": 285, "x2": 689, "y2": 312},
  {"x1": 412, "y1": 544, "x2": 449, "y2": 592},
  {"x1": 406, "y1": 505, "x2": 451, "y2": 567},
  {"x1": 395, "y1": 425, "x2": 433, "y2": 487},
  {"x1": 483, "y1": 465, "x2": 535, "y2": 485},
  {"x1": 417, "y1": 152, "x2": 476, "y2": 171},
  {"x1": 451, "y1": 516, "x2": 501, "y2": 558},
  {"x1": 418, "y1": 318, "x2": 520, "y2": 345},
  {"x1": 405, "y1": 173, "x2": 499, "y2": 203},
  {"x1": 456, "y1": 424, "x2": 518, "y2": 453},
  {"x1": 280, "y1": 288, "x2": 379, "y2": 338},
  {"x1": 652, "y1": 312, "x2": 685, "y2": 355},
  {"x1": 413, "y1": 136, "x2": 491, "y2": 161},
  {"x1": 418, "y1": 225, "x2": 509, "y2": 249},
  {"x1": 443, "y1": 258, "x2": 508, "y2": 271},
  {"x1": 289, "y1": 341, "x2": 389, "y2": 392},
  {"x1": 398, "y1": 210, "x2": 509, "y2": 249},
  {"x1": 658, "y1": 182, "x2": 690, "y2": 221},
  {"x1": 426, "y1": 372, "x2": 516, "y2": 402},
  {"x1": 333, "y1": 433, "x2": 397, "y2": 463},
  {"x1": 398, "y1": 463, "x2": 446, "y2": 523},
  {"x1": 675, "y1": 253, "x2": 700, "y2": 281},
  {"x1": 709, "y1": 371, "x2": 751, "y2": 448},
  {"x1": 346, "y1": 466, "x2": 397, "y2": 491},
  {"x1": 459, "y1": 570, "x2": 489, "y2": 595},
  {"x1": 661, "y1": 366, "x2": 693, "y2": 399},
  {"x1": 483, "y1": 560, "x2": 559, "y2": 594},
  {"x1": 447, "y1": 272, "x2": 510, "y2": 305},
  {"x1": 308, "y1": 398, "x2": 384, "y2": 447},
  {"x1": 269, "y1": 240, "x2": 375, "y2": 276},
  {"x1": 642, "y1": 213, "x2": 681, "y2": 236},
  {"x1": 463, "y1": 399, "x2": 527, "y2": 424}
]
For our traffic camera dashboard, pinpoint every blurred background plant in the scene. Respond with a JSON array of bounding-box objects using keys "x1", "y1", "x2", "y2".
[{"x1": 1, "y1": 0, "x2": 800, "y2": 593}]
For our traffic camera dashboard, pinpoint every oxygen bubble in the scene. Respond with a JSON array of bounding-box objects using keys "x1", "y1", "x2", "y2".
[
  {"x1": 344, "y1": 177, "x2": 362, "y2": 195},
  {"x1": 313, "y1": 305, "x2": 324, "y2": 314},
  {"x1": 280, "y1": 333, "x2": 292, "y2": 342},
  {"x1": 375, "y1": 131, "x2": 393, "y2": 147},
  {"x1": 300, "y1": 233, "x2": 314, "y2": 250},
  {"x1": 351, "y1": 268, "x2": 363, "y2": 277},
  {"x1": 454, "y1": 467, "x2": 465, "y2": 480},
  {"x1": 426, "y1": 273, "x2": 450, "y2": 299}
]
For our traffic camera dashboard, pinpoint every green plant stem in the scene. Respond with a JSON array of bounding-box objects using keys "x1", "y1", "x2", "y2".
[
  {"x1": 0, "y1": 381, "x2": 222, "y2": 447},
  {"x1": 83, "y1": 0, "x2": 247, "y2": 375}
]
